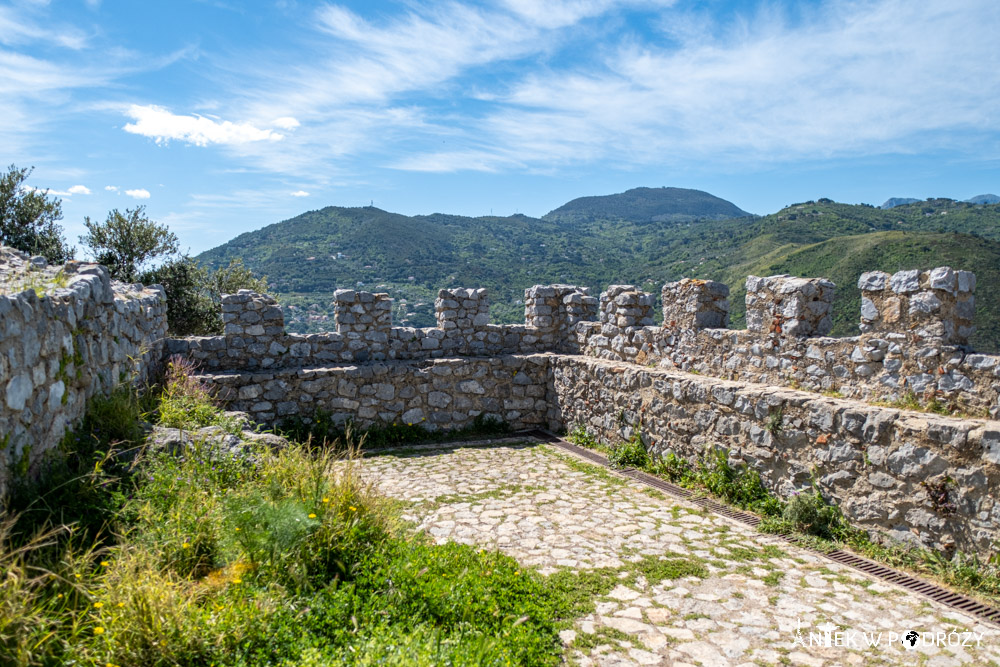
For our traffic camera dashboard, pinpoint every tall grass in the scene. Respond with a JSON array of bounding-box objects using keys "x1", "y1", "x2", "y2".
[{"x1": 2, "y1": 359, "x2": 581, "y2": 666}]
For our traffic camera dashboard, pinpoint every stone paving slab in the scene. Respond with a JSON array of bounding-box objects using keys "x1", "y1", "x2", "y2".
[{"x1": 360, "y1": 441, "x2": 1000, "y2": 666}]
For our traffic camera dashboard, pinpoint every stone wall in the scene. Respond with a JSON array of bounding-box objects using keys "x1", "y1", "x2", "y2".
[
  {"x1": 198, "y1": 354, "x2": 552, "y2": 431},
  {"x1": 165, "y1": 265, "x2": 1000, "y2": 557},
  {"x1": 550, "y1": 354, "x2": 1000, "y2": 556},
  {"x1": 167, "y1": 285, "x2": 595, "y2": 370},
  {"x1": 524, "y1": 284, "x2": 599, "y2": 352},
  {"x1": 745, "y1": 274, "x2": 834, "y2": 337},
  {"x1": 859, "y1": 267, "x2": 975, "y2": 346},
  {"x1": 0, "y1": 247, "x2": 167, "y2": 495},
  {"x1": 580, "y1": 268, "x2": 1000, "y2": 417}
]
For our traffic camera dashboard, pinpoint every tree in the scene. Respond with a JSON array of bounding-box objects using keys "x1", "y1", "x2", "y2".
[
  {"x1": 141, "y1": 256, "x2": 269, "y2": 336},
  {"x1": 80, "y1": 206, "x2": 179, "y2": 282},
  {"x1": 0, "y1": 164, "x2": 74, "y2": 262}
]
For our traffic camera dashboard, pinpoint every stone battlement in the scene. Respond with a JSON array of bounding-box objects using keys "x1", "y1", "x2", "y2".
[
  {"x1": 4, "y1": 245, "x2": 1000, "y2": 560},
  {"x1": 0, "y1": 247, "x2": 167, "y2": 495}
]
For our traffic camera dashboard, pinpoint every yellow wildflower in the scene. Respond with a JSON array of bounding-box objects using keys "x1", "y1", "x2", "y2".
[
  {"x1": 93, "y1": 627, "x2": 105, "y2": 635},
  {"x1": 182, "y1": 542, "x2": 190, "y2": 549},
  {"x1": 93, "y1": 602, "x2": 104, "y2": 609},
  {"x1": 349, "y1": 506, "x2": 357, "y2": 511},
  {"x1": 100, "y1": 561, "x2": 109, "y2": 567},
  {"x1": 322, "y1": 497, "x2": 330, "y2": 503},
  {"x1": 308, "y1": 513, "x2": 317, "y2": 519}
]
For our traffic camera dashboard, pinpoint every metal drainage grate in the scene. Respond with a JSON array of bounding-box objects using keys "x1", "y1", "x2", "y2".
[{"x1": 525, "y1": 429, "x2": 1000, "y2": 628}]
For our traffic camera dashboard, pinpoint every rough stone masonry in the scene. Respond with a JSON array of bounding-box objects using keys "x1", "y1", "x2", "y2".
[
  {"x1": 3, "y1": 245, "x2": 999, "y2": 558},
  {"x1": 0, "y1": 247, "x2": 166, "y2": 496}
]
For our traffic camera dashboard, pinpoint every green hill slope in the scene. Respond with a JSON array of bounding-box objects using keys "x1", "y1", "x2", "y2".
[
  {"x1": 719, "y1": 231, "x2": 1000, "y2": 352},
  {"x1": 542, "y1": 186, "x2": 749, "y2": 223},
  {"x1": 196, "y1": 196, "x2": 1000, "y2": 351}
]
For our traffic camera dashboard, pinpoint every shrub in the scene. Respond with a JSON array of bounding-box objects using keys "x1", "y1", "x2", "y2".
[
  {"x1": 782, "y1": 488, "x2": 849, "y2": 540},
  {"x1": 607, "y1": 428, "x2": 649, "y2": 468},
  {"x1": 154, "y1": 355, "x2": 232, "y2": 430}
]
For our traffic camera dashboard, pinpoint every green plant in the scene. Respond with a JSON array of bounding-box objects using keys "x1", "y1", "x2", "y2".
[
  {"x1": 766, "y1": 407, "x2": 783, "y2": 435},
  {"x1": 607, "y1": 427, "x2": 649, "y2": 469},
  {"x1": 154, "y1": 355, "x2": 234, "y2": 430},
  {"x1": 80, "y1": 206, "x2": 179, "y2": 283},
  {"x1": 567, "y1": 425, "x2": 600, "y2": 450},
  {"x1": 0, "y1": 164, "x2": 74, "y2": 262},
  {"x1": 781, "y1": 488, "x2": 850, "y2": 541}
]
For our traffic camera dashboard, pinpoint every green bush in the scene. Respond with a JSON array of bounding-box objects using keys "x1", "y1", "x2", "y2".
[
  {"x1": 607, "y1": 429, "x2": 649, "y2": 468},
  {"x1": 782, "y1": 488, "x2": 850, "y2": 540},
  {"x1": 154, "y1": 355, "x2": 234, "y2": 430}
]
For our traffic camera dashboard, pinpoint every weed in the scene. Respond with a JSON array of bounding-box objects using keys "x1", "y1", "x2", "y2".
[
  {"x1": 765, "y1": 407, "x2": 783, "y2": 435},
  {"x1": 606, "y1": 427, "x2": 649, "y2": 469}
]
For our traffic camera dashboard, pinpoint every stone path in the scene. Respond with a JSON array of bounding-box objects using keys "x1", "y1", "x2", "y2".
[{"x1": 361, "y1": 440, "x2": 1000, "y2": 666}]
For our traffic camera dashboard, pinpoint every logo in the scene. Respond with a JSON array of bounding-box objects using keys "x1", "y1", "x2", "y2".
[{"x1": 791, "y1": 618, "x2": 984, "y2": 651}]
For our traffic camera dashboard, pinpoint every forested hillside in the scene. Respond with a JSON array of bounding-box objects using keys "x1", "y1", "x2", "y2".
[{"x1": 197, "y1": 194, "x2": 1000, "y2": 351}]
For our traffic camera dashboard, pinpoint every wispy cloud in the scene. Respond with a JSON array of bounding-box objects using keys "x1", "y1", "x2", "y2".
[
  {"x1": 125, "y1": 188, "x2": 151, "y2": 199},
  {"x1": 395, "y1": 0, "x2": 1000, "y2": 171},
  {"x1": 290, "y1": 190, "x2": 309, "y2": 197},
  {"x1": 123, "y1": 104, "x2": 286, "y2": 146},
  {"x1": 0, "y1": 5, "x2": 89, "y2": 50}
]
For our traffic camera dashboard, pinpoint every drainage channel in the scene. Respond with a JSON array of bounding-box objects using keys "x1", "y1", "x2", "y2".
[{"x1": 526, "y1": 429, "x2": 1000, "y2": 629}]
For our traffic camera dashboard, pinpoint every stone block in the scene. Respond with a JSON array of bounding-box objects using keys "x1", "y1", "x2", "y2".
[{"x1": 745, "y1": 274, "x2": 834, "y2": 337}]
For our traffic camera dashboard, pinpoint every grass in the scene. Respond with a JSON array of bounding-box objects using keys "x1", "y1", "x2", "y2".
[
  {"x1": 872, "y1": 390, "x2": 988, "y2": 420},
  {"x1": 568, "y1": 425, "x2": 1000, "y2": 605},
  {"x1": 0, "y1": 367, "x2": 598, "y2": 667},
  {"x1": 0, "y1": 265, "x2": 69, "y2": 297}
]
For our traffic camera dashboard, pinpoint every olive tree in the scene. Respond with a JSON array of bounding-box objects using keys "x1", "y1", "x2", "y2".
[
  {"x1": 0, "y1": 164, "x2": 74, "y2": 262},
  {"x1": 80, "y1": 206, "x2": 178, "y2": 282}
]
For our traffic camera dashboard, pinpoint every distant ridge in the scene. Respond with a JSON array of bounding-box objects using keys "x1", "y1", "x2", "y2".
[
  {"x1": 880, "y1": 197, "x2": 921, "y2": 209},
  {"x1": 882, "y1": 194, "x2": 1000, "y2": 208},
  {"x1": 542, "y1": 186, "x2": 749, "y2": 223},
  {"x1": 967, "y1": 194, "x2": 1000, "y2": 205}
]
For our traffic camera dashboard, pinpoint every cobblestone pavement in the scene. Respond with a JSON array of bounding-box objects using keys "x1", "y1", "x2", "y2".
[{"x1": 361, "y1": 440, "x2": 1000, "y2": 666}]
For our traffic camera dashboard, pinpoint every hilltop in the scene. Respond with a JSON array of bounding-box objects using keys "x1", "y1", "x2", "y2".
[
  {"x1": 197, "y1": 193, "x2": 1000, "y2": 351},
  {"x1": 542, "y1": 186, "x2": 749, "y2": 223}
]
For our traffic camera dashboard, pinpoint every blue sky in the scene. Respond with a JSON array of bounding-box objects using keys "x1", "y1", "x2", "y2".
[{"x1": 4, "y1": 0, "x2": 1000, "y2": 256}]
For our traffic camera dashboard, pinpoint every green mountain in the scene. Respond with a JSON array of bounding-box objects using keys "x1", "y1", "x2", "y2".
[
  {"x1": 542, "y1": 186, "x2": 749, "y2": 223},
  {"x1": 196, "y1": 195, "x2": 1000, "y2": 352}
]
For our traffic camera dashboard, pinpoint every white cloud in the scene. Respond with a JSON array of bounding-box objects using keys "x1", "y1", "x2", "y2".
[
  {"x1": 68, "y1": 185, "x2": 91, "y2": 195},
  {"x1": 290, "y1": 190, "x2": 310, "y2": 197},
  {"x1": 272, "y1": 116, "x2": 300, "y2": 130},
  {"x1": 393, "y1": 0, "x2": 1000, "y2": 171},
  {"x1": 0, "y1": 6, "x2": 89, "y2": 50},
  {"x1": 122, "y1": 104, "x2": 285, "y2": 146},
  {"x1": 105, "y1": 185, "x2": 119, "y2": 192},
  {"x1": 501, "y1": 0, "x2": 674, "y2": 29},
  {"x1": 125, "y1": 188, "x2": 151, "y2": 199}
]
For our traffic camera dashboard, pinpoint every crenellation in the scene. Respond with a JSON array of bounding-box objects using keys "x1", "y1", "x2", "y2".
[
  {"x1": 334, "y1": 289, "x2": 392, "y2": 334},
  {"x1": 745, "y1": 274, "x2": 835, "y2": 337},
  {"x1": 7, "y1": 244, "x2": 1000, "y2": 559},
  {"x1": 859, "y1": 266, "x2": 976, "y2": 345},
  {"x1": 661, "y1": 278, "x2": 730, "y2": 330},
  {"x1": 524, "y1": 284, "x2": 597, "y2": 351}
]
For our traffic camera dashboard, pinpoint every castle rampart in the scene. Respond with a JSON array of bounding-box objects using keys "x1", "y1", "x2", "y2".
[
  {"x1": 4, "y1": 243, "x2": 1000, "y2": 558},
  {"x1": 0, "y1": 247, "x2": 167, "y2": 495}
]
